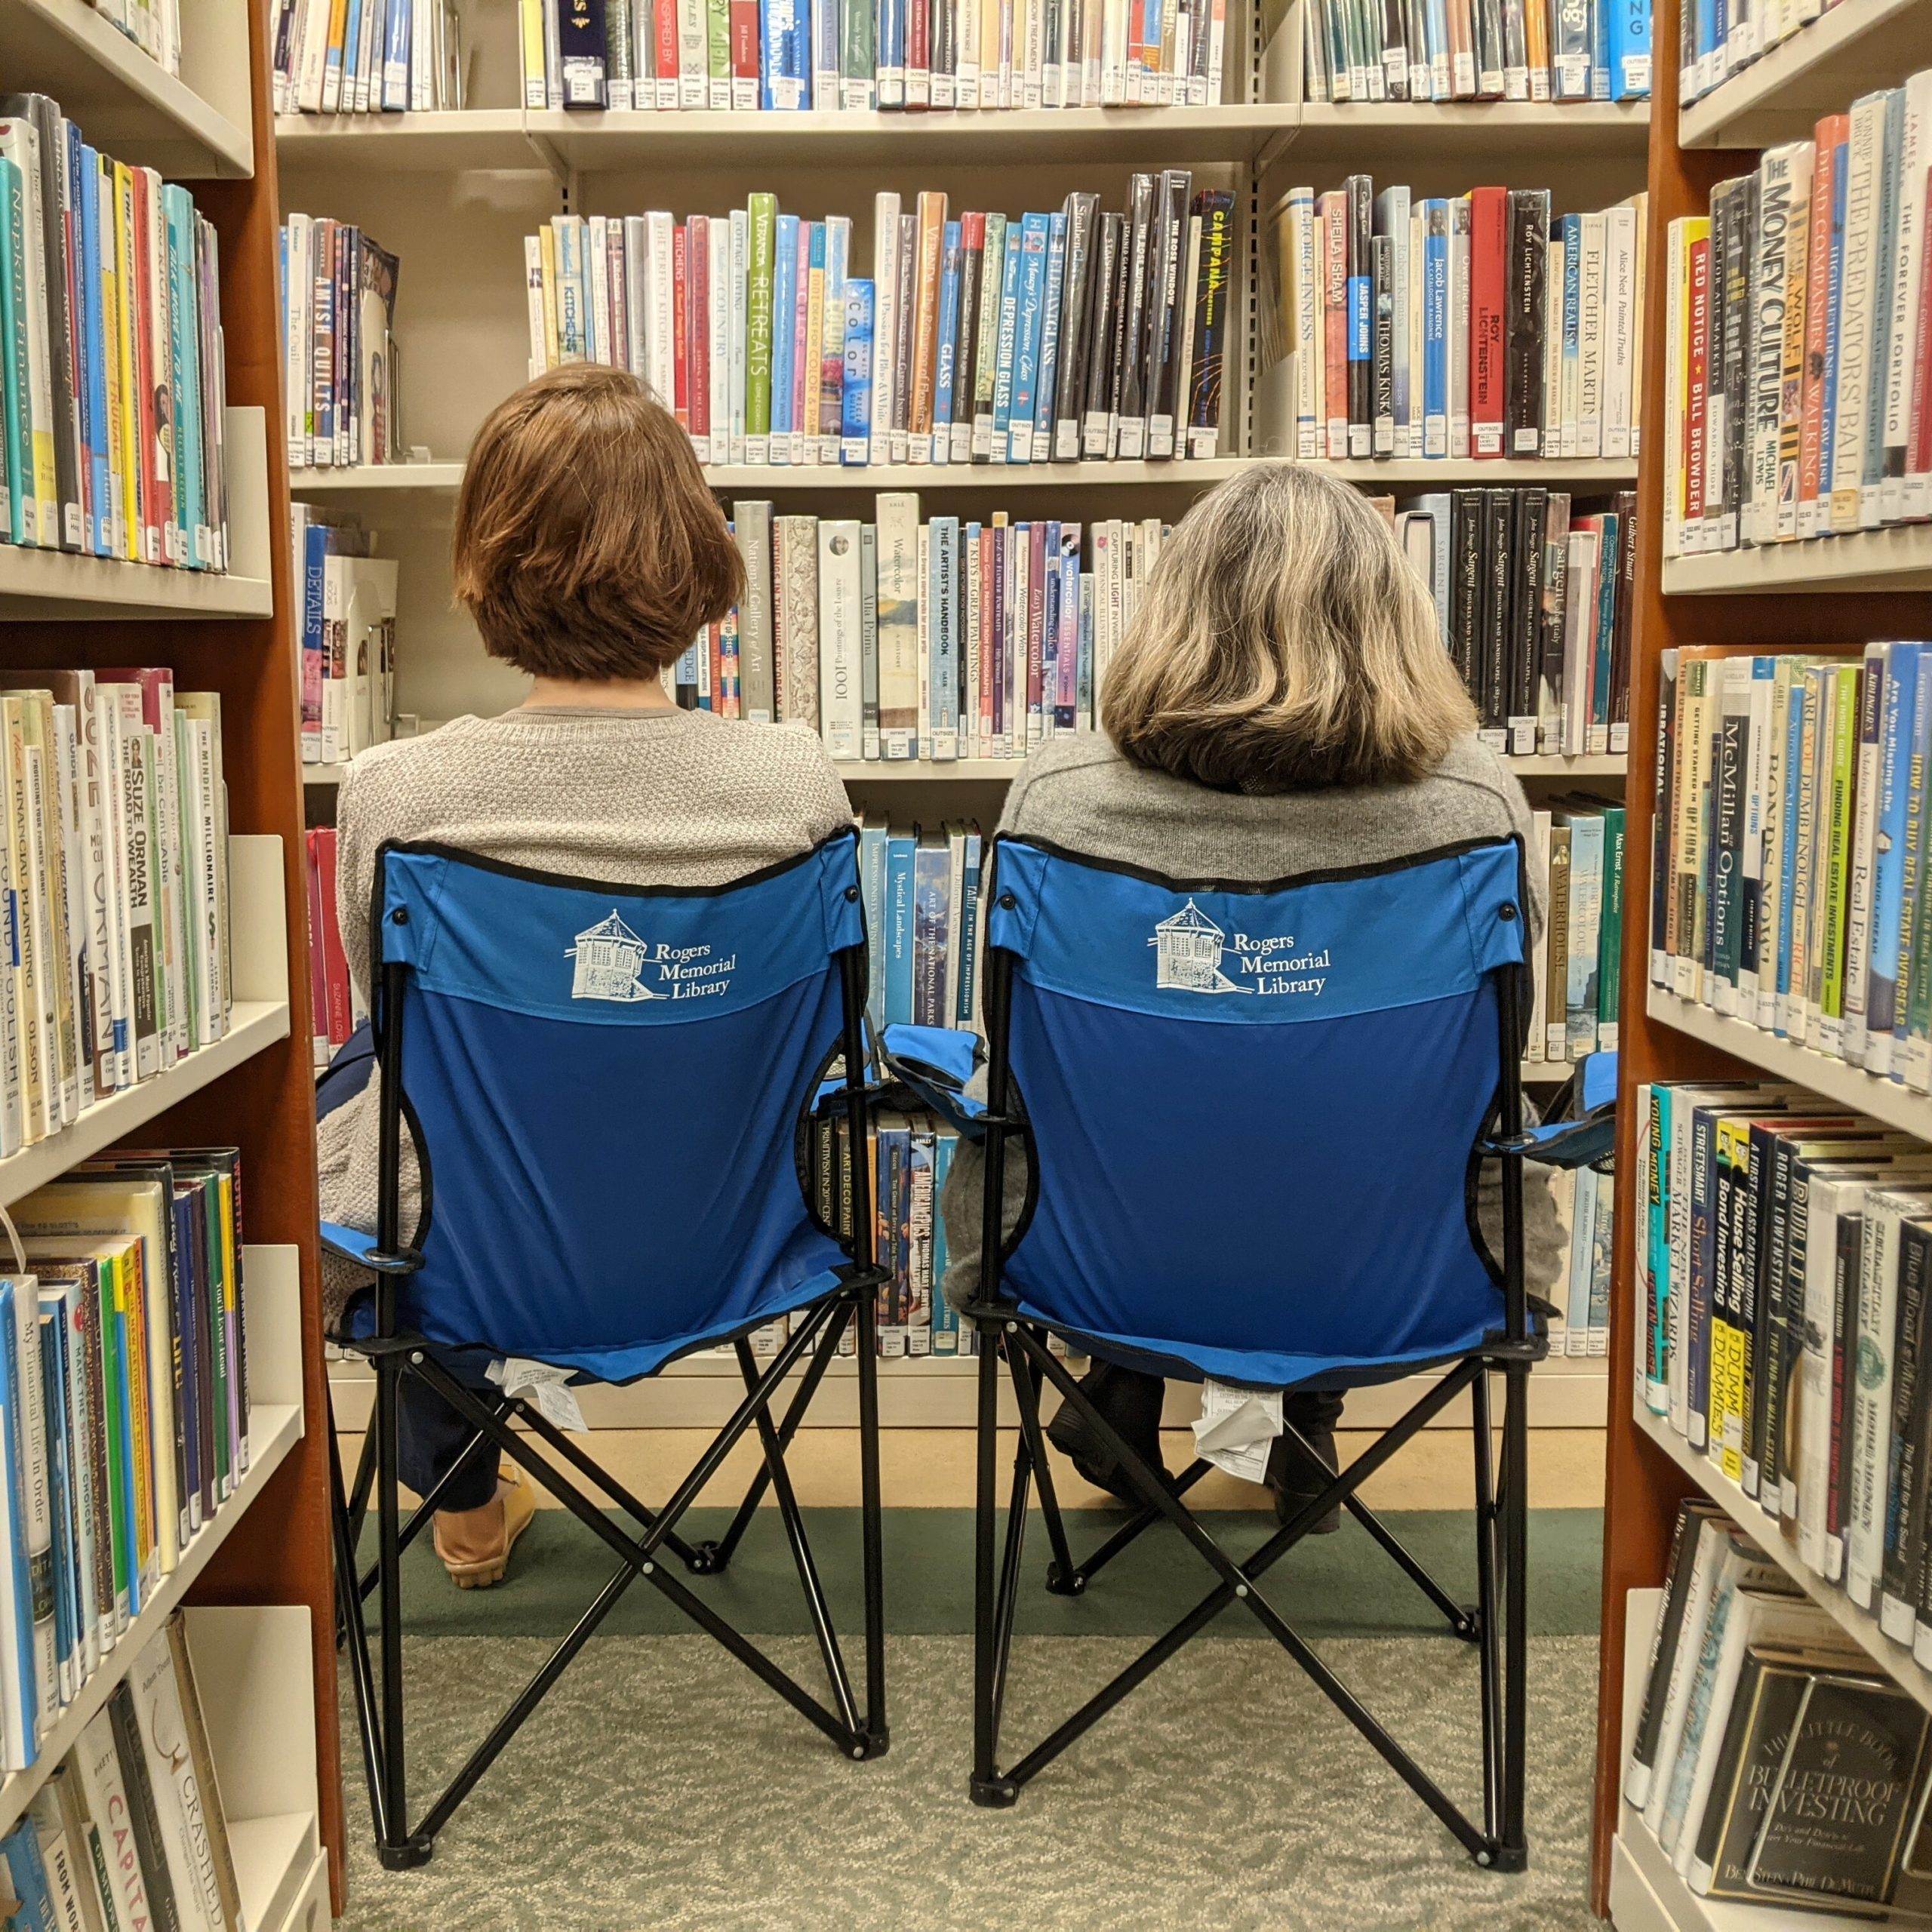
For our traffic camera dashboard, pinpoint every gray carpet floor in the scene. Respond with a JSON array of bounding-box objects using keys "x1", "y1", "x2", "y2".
[{"x1": 337, "y1": 1632, "x2": 1598, "y2": 1931}]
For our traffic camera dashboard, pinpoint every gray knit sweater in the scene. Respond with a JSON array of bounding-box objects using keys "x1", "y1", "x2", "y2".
[
  {"x1": 317, "y1": 706, "x2": 853, "y2": 1329},
  {"x1": 937, "y1": 730, "x2": 1565, "y2": 1315}
]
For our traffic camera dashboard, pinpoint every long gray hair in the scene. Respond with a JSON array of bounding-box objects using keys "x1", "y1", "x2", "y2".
[{"x1": 1102, "y1": 463, "x2": 1478, "y2": 791}]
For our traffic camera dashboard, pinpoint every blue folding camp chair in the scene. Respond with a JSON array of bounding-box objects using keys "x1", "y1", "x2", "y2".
[
  {"x1": 326, "y1": 828, "x2": 888, "y2": 1869},
  {"x1": 964, "y1": 832, "x2": 1596, "y2": 1871}
]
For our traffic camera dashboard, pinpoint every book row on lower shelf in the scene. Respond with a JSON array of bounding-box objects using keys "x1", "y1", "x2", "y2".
[
  {"x1": 1264, "y1": 180, "x2": 1647, "y2": 466},
  {"x1": 4, "y1": 1613, "x2": 246, "y2": 1932},
  {"x1": 0, "y1": 670, "x2": 233, "y2": 1158},
  {"x1": 1635, "y1": 1081, "x2": 1932, "y2": 1669},
  {"x1": 660, "y1": 486, "x2": 1633, "y2": 759},
  {"x1": 0, "y1": 94, "x2": 232, "y2": 573},
  {"x1": 1662, "y1": 77, "x2": 1932, "y2": 562},
  {"x1": 1623, "y1": 1497, "x2": 1932, "y2": 1917},
  {"x1": 1653, "y1": 645, "x2": 1932, "y2": 1091},
  {"x1": 509, "y1": 0, "x2": 1228, "y2": 112},
  {"x1": 1679, "y1": 0, "x2": 1890, "y2": 111},
  {"x1": 279, "y1": 215, "x2": 405, "y2": 473},
  {"x1": 0, "y1": 1153, "x2": 249, "y2": 1774},
  {"x1": 1302, "y1": 0, "x2": 1651, "y2": 103},
  {"x1": 290, "y1": 503, "x2": 397, "y2": 768},
  {"x1": 519, "y1": 184, "x2": 1236, "y2": 471}
]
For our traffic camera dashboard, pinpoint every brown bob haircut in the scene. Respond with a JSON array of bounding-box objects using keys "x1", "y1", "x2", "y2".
[
  {"x1": 1103, "y1": 463, "x2": 1478, "y2": 792},
  {"x1": 451, "y1": 364, "x2": 744, "y2": 679}
]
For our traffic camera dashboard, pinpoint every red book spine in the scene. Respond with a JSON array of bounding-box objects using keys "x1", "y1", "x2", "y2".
[
  {"x1": 907, "y1": 0, "x2": 931, "y2": 103},
  {"x1": 1685, "y1": 235, "x2": 1710, "y2": 533},
  {"x1": 657, "y1": 0, "x2": 680, "y2": 103},
  {"x1": 688, "y1": 217, "x2": 710, "y2": 453},
  {"x1": 315, "y1": 828, "x2": 354, "y2": 1049},
  {"x1": 708, "y1": 622, "x2": 724, "y2": 709},
  {"x1": 672, "y1": 221, "x2": 690, "y2": 432},
  {"x1": 1910, "y1": 164, "x2": 1932, "y2": 494},
  {"x1": 1468, "y1": 184, "x2": 1508, "y2": 458},
  {"x1": 1799, "y1": 118, "x2": 1844, "y2": 531},
  {"x1": 305, "y1": 833, "x2": 328, "y2": 1064},
  {"x1": 731, "y1": 0, "x2": 759, "y2": 105},
  {"x1": 1321, "y1": 194, "x2": 1346, "y2": 457}
]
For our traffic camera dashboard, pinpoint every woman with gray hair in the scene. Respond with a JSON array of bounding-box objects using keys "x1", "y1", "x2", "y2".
[{"x1": 937, "y1": 462, "x2": 1562, "y2": 1524}]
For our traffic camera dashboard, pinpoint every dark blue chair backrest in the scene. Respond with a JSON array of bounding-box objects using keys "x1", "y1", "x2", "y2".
[
  {"x1": 982, "y1": 835, "x2": 1530, "y2": 1390},
  {"x1": 371, "y1": 830, "x2": 866, "y2": 1382}
]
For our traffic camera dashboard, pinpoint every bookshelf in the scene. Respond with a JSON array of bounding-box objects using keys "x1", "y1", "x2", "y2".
[
  {"x1": 1590, "y1": 0, "x2": 1932, "y2": 1916},
  {"x1": 282, "y1": 7, "x2": 1638, "y2": 1438},
  {"x1": 4, "y1": 0, "x2": 341, "y2": 1915}
]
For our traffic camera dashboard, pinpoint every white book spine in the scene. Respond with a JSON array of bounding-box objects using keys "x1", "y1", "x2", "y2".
[
  {"x1": 872, "y1": 194, "x2": 901, "y2": 463},
  {"x1": 647, "y1": 213, "x2": 677, "y2": 414},
  {"x1": 1576, "y1": 211, "x2": 1607, "y2": 460},
  {"x1": 1829, "y1": 97, "x2": 1882, "y2": 534},
  {"x1": 1448, "y1": 199, "x2": 1471, "y2": 458},
  {"x1": 1602, "y1": 205, "x2": 1636, "y2": 460},
  {"x1": 1883, "y1": 74, "x2": 1932, "y2": 522}
]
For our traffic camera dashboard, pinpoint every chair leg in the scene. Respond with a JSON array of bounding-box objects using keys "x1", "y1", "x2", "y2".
[
  {"x1": 329, "y1": 1393, "x2": 392, "y2": 1852},
  {"x1": 989, "y1": 1344, "x2": 1039, "y2": 1745},
  {"x1": 1469, "y1": 1371, "x2": 1505, "y2": 1847},
  {"x1": 972, "y1": 1327, "x2": 1017, "y2": 1807},
  {"x1": 1497, "y1": 1358, "x2": 1531, "y2": 1872},
  {"x1": 1007, "y1": 1339, "x2": 1078, "y2": 1597},
  {"x1": 855, "y1": 1291, "x2": 889, "y2": 1754},
  {"x1": 372, "y1": 1351, "x2": 432, "y2": 1869}
]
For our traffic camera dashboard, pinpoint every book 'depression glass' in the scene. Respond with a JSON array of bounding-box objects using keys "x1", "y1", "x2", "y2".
[
  {"x1": 984, "y1": 835, "x2": 1530, "y2": 1388},
  {"x1": 366, "y1": 829, "x2": 866, "y2": 1381}
]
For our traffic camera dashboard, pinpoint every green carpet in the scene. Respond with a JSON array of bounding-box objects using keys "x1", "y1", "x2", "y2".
[
  {"x1": 338, "y1": 1633, "x2": 1600, "y2": 1932},
  {"x1": 391, "y1": 1506, "x2": 1604, "y2": 1639}
]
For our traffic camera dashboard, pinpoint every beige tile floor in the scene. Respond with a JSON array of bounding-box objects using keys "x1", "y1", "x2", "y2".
[{"x1": 337, "y1": 1425, "x2": 1607, "y2": 1513}]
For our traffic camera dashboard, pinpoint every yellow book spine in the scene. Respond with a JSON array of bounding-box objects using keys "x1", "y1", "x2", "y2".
[
  {"x1": 539, "y1": 225, "x2": 561, "y2": 374},
  {"x1": 521, "y1": 0, "x2": 549, "y2": 107},
  {"x1": 113, "y1": 165, "x2": 141, "y2": 564},
  {"x1": 117, "y1": 1245, "x2": 155, "y2": 1592}
]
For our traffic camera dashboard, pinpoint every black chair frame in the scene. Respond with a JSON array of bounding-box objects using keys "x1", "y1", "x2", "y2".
[
  {"x1": 330, "y1": 937, "x2": 890, "y2": 1870},
  {"x1": 963, "y1": 931, "x2": 1546, "y2": 1875}
]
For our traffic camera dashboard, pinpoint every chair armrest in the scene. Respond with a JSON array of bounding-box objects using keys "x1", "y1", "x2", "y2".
[
  {"x1": 1478, "y1": 1117, "x2": 1615, "y2": 1171},
  {"x1": 320, "y1": 1219, "x2": 424, "y2": 1275}
]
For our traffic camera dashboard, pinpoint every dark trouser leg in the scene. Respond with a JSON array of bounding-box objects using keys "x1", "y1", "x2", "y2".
[
  {"x1": 1268, "y1": 1389, "x2": 1347, "y2": 1531},
  {"x1": 397, "y1": 1352, "x2": 501, "y2": 1513},
  {"x1": 1044, "y1": 1359, "x2": 1169, "y2": 1504}
]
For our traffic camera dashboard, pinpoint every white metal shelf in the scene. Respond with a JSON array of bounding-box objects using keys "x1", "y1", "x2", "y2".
[
  {"x1": 0, "y1": 0, "x2": 254, "y2": 177},
  {"x1": 1678, "y1": 0, "x2": 1932, "y2": 147},
  {"x1": 0, "y1": 1001, "x2": 289, "y2": 1210},
  {"x1": 1645, "y1": 985, "x2": 1932, "y2": 1142},
  {"x1": 274, "y1": 106, "x2": 534, "y2": 171},
  {"x1": 1663, "y1": 525, "x2": 1932, "y2": 595},
  {"x1": 1288, "y1": 99, "x2": 1651, "y2": 164},
  {"x1": 1632, "y1": 1403, "x2": 1932, "y2": 1716},
  {"x1": 0, "y1": 1401, "x2": 303, "y2": 1837},
  {"x1": 0, "y1": 407, "x2": 273, "y2": 620}
]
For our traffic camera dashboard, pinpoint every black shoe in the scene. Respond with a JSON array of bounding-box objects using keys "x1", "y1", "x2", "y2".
[
  {"x1": 1044, "y1": 1363, "x2": 1168, "y2": 1508},
  {"x1": 1267, "y1": 1401, "x2": 1344, "y2": 1535}
]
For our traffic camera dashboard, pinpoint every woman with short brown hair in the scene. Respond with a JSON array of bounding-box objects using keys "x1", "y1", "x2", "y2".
[
  {"x1": 319, "y1": 365, "x2": 851, "y2": 1586},
  {"x1": 940, "y1": 463, "x2": 1561, "y2": 1522}
]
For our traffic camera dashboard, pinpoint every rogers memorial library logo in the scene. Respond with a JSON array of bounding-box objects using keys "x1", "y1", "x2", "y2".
[
  {"x1": 568, "y1": 911, "x2": 736, "y2": 1004},
  {"x1": 1149, "y1": 900, "x2": 1331, "y2": 999}
]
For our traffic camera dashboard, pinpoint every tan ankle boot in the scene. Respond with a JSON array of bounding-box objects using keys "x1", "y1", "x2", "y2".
[{"x1": 432, "y1": 1464, "x2": 537, "y2": 1589}]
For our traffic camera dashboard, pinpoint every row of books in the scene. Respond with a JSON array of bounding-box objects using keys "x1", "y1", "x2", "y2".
[
  {"x1": 1660, "y1": 76, "x2": 1932, "y2": 559},
  {"x1": 272, "y1": 0, "x2": 470, "y2": 114},
  {"x1": 1623, "y1": 1498, "x2": 1932, "y2": 1914},
  {"x1": 1680, "y1": 0, "x2": 1876, "y2": 109},
  {"x1": 1269, "y1": 180, "x2": 1647, "y2": 465},
  {"x1": 1302, "y1": 0, "x2": 1651, "y2": 103},
  {"x1": 4, "y1": 1614, "x2": 247, "y2": 1932},
  {"x1": 279, "y1": 214, "x2": 405, "y2": 472},
  {"x1": 1528, "y1": 798, "x2": 1624, "y2": 1071},
  {"x1": 1634, "y1": 1085, "x2": 1932, "y2": 1653},
  {"x1": 0, "y1": 672, "x2": 233, "y2": 1160},
  {"x1": 513, "y1": 0, "x2": 1227, "y2": 110},
  {"x1": 0, "y1": 94, "x2": 232, "y2": 571},
  {"x1": 1651, "y1": 645, "x2": 1932, "y2": 1090},
  {"x1": 1397, "y1": 486, "x2": 1635, "y2": 755},
  {"x1": 0, "y1": 1154, "x2": 250, "y2": 1767},
  {"x1": 73, "y1": 0, "x2": 180, "y2": 80},
  {"x1": 525, "y1": 179, "x2": 1235, "y2": 467},
  {"x1": 290, "y1": 508, "x2": 399, "y2": 767},
  {"x1": 1552, "y1": 1157, "x2": 1611, "y2": 1355},
  {"x1": 306, "y1": 828, "x2": 364, "y2": 1070},
  {"x1": 672, "y1": 498, "x2": 1168, "y2": 755}
]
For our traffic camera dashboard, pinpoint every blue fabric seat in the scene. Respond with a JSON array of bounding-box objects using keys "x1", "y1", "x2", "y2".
[
  {"x1": 964, "y1": 832, "x2": 1593, "y2": 1872},
  {"x1": 328, "y1": 829, "x2": 888, "y2": 1869}
]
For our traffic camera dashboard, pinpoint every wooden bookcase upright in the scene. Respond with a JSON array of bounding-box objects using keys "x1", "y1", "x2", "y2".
[
  {"x1": 0, "y1": 0, "x2": 341, "y2": 1912},
  {"x1": 1591, "y1": 0, "x2": 1932, "y2": 1917}
]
